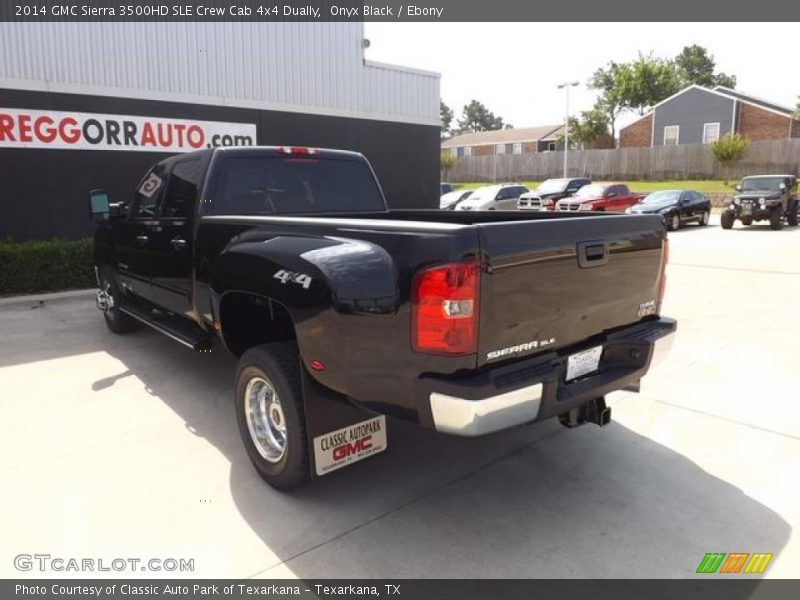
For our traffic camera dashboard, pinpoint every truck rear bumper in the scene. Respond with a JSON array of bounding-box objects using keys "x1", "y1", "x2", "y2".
[{"x1": 423, "y1": 317, "x2": 676, "y2": 436}]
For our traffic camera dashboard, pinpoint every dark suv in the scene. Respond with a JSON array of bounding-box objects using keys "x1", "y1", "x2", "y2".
[{"x1": 722, "y1": 175, "x2": 798, "y2": 230}]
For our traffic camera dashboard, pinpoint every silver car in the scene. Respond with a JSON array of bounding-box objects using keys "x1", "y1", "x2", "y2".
[{"x1": 455, "y1": 184, "x2": 529, "y2": 211}]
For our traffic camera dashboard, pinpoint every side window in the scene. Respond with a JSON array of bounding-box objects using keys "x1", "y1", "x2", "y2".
[
  {"x1": 161, "y1": 158, "x2": 203, "y2": 219},
  {"x1": 618, "y1": 185, "x2": 629, "y2": 196},
  {"x1": 132, "y1": 162, "x2": 168, "y2": 218}
]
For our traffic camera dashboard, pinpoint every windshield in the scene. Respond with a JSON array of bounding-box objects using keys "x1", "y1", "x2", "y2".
[
  {"x1": 462, "y1": 188, "x2": 496, "y2": 204},
  {"x1": 535, "y1": 179, "x2": 568, "y2": 194},
  {"x1": 574, "y1": 184, "x2": 607, "y2": 198},
  {"x1": 740, "y1": 177, "x2": 785, "y2": 192},
  {"x1": 641, "y1": 190, "x2": 681, "y2": 205},
  {"x1": 206, "y1": 156, "x2": 385, "y2": 215}
]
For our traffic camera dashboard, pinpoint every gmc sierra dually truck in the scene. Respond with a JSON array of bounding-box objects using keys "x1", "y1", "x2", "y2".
[{"x1": 90, "y1": 146, "x2": 676, "y2": 490}]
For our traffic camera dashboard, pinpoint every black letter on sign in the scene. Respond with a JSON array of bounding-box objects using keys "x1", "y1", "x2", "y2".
[
  {"x1": 106, "y1": 120, "x2": 121, "y2": 145},
  {"x1": 123, "y1": 121, "x2": 138, "y2": 146},
  {"x1": 83, "y1": 119, "x2": 104, "y2": 144}
]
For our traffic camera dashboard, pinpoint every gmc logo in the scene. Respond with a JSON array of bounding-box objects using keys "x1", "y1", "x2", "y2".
[{"x1": 332, "y1": 436, "x2": 373, "y2": 461}]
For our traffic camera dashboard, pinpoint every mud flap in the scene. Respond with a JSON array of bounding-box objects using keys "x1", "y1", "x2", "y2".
[{"x1": 300, "y1": 364, "x2": 388, "y2": 478}]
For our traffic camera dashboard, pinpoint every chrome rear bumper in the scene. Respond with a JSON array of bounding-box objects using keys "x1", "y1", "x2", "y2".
[
  {"x1": 430, "y1": 384, "x2": 543, "y2": 437},
  {"x1": 426, "y1": 318, "x2": 676, "y2": 436}
]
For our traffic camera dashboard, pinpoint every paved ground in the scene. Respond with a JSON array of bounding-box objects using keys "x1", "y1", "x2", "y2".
[{"x1": 1, "y1": 215, "x2": 798, "y2": 579}]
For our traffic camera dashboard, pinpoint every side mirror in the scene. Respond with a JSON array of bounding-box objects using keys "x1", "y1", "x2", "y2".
[
  {"x1": 780, "y1": 183, "x2": 787, "y2": 190},
  {"x1": 89, "y1": 189, "x2": 110, "y2": 223},
  {"x1": 606, "y1": 192, "x2": 616, "y2": 198},
  {"x1": 735, "y1": 184, "x2": 742, "y2": 192}
]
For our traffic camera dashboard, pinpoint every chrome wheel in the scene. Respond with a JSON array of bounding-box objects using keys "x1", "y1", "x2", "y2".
[
  {"x1": 244, "y1": 376, "x2": 287, "y2": 463},
  {"x1": 671, "y1": 214, "x2": 680, "y2": 231},
  {"x1": 701, "y1": 211, "x2": 710, "y2": 225}
]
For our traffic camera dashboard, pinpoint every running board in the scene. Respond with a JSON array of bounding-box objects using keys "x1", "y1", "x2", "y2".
[{"x1": 119, "y1": 304, "x2": 212, "y2": 351}]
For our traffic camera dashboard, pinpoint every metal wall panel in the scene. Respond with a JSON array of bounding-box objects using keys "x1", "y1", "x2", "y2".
[{"x1": 0, "y1": 22, "x2": 439, "y2": 125}]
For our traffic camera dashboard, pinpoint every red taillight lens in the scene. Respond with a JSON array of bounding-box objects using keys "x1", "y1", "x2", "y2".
[
  {"x1": 277, "y1": 146, "x2": 319, "y2": 155},
  {"x1": 411, "y1": 259, "x2": 480, "y2": 355},
  {"x1": 658, "y1": 238, "x2": 669, "y2": 303}
]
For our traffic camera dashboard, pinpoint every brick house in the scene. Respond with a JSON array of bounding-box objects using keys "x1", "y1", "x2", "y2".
[
  {"x1": 442, "y1": 125, "x2": 564, "y2": 158},
  {"x1": 619, "y1": 85, "x2": 800, "y2": 147},
  {"x1": 443, "y1": 124, "x2": 615, "y2": 157}
]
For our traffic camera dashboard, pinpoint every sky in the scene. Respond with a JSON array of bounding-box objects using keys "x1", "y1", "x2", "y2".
[{"x1": 364, "y1": 22, "x2": 799, "y2": 131}]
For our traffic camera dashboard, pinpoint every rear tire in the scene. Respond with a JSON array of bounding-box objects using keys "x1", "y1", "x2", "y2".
[
  {"x1": 99, "y1": 268, "x2": 140, "y2": 334},
  {"x1": 720, "y1": 211, "x2": 735, "y2": 230},
  {"x1": 769, "y1": 210, "x2": 783, "y2": 230},
  {"x1": 234, "y1": 343, "x2": 309, "y2": 491}
]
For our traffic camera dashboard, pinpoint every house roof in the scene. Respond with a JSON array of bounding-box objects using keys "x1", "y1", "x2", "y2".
[
  {"x1": 442, "y1": 124, "x2": 564, "y2": 148},
  {"x1": 620, "y1": 84, "x2": 797, "y2": 132},
  {"x1": 712, "y1": 86, "x2": 795, "y2": 116}
]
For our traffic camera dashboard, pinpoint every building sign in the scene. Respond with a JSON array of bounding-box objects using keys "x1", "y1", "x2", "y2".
[{"x1": 0, "y1": 108, "x2": 256, "y2": 152}]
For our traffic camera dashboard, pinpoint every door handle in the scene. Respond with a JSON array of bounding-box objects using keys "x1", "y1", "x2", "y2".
[
  {"x1": 136, "y1": 235, "x2": 149, "y2": 245},
  {"x1": 577, "y1": 241, "x2": 609, "y2": 268},
  {"x1": 170, "y1": 238, "x2": 187, "y2": 250}
]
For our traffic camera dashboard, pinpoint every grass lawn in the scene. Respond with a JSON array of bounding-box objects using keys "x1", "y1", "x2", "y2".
[{"x1": 453, "y1": 180, "x2": 736, "y2": 194}]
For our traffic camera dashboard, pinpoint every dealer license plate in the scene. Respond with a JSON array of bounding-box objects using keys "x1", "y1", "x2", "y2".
[
  {"x1": 313, "y1": 415, "x2": 387, "y2": 476},
  {"x1": 566, "y1": 346, "x2": 603, "y2": 382}
]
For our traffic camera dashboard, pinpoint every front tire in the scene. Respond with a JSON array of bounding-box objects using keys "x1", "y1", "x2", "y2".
[
  {"x1": 98, "y1": 268, "x2": 140, "y2": 334},
  {"x1": 787, "y1": 203, "x2": 798, "y2": 227},
  {"x1": 699, "y1": 210, "x2": 710, "y2": 226},
  {"x1": 234, "y1": 343, "x2": 309, "y2": 491},
  {"x1": 720, "y1": 211, "x2": 735, "y2": 230},
  {"x1": 667, "y1": 213, "x2": 680, "y2": 231},
  {"x1": 769, "y1": 210, "x2": 783, "y2": 230}
]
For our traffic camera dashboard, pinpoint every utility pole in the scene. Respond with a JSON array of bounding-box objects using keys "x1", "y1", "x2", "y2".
[{"x1": 557, "y1": 81, "x2": 579, "y2": 177}]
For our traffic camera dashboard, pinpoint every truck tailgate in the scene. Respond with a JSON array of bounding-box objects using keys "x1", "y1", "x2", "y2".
[{"x1": 476, "y1": 214, "x2": 665, "y2": 368}]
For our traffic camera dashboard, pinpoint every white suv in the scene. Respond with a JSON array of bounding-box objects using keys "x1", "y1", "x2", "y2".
[{"x1": 455, "y1": 184, "x2": 529, "y2": 211}]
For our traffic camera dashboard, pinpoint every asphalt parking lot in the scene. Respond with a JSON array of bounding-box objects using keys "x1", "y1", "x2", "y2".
[{"x1": 1, "y1": 214, "x2": 798, "y2": 579}]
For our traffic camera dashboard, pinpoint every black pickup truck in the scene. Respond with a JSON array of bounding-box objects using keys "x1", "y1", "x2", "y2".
[{"x1": 90, "y1": 146, "x2": 676, "y2": 490}]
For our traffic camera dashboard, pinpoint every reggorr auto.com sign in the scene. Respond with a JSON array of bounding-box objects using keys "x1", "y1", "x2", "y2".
[{"x1": 0, "y1": 108, "x2": 256, "y2": 152}]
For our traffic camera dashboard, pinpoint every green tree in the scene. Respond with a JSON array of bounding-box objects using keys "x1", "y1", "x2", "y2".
[
  {"x1": 589, "y1": 61, "x2": 628, "y2": 144},
  {"x1": 456, "y1": 100, "x2": 507, "y2": 133},
  {"x1": 440, "y1": 150, "x2": 458, "y2": 179},
  {"x1": 710, "y1": 133, "x2": 749, "y2": 184},
  {"x1": 440, "y1": 100, "x2": 454, "y2": 136},
  {"x1": 558, "y1": 108, "x2": 610, "y2": 149},
  {"x1": 675, "y1": 44, "x2": 737, "y2": 89},
  {"x1": 617, "y1": 54, "x2": 682, "y2": 115}
]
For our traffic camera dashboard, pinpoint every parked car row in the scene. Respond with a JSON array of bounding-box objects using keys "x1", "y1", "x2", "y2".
[{"x1": 440, "y1": 173, "x2": 799, "y2": 232}]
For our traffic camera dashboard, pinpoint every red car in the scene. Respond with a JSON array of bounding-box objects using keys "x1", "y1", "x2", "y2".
[{"x1": 556, "y1": 183, "x2": 645, "y2": 213}]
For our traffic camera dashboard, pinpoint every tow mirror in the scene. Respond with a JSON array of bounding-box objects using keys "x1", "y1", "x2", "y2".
[
  {"x1": 89, "y1": 189, "x2": 110, "y2": 223},
  {"x1": 780, "y1": 182, "x2": 787, "y2": 190},
  {"x1": 735, "y1": 184, "x2": 742, "y2": 192}
]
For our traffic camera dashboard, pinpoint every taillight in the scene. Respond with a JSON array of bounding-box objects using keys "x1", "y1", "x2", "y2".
[
  {"x1": 411, "y1": 259, "x2": 480, "y2": 355},
  {"x1": 277, "y1": 146, "x2": 319, "y2": 155},
  {"x1": 658, "y1": 238, "x2": 669, "y2": 303}
]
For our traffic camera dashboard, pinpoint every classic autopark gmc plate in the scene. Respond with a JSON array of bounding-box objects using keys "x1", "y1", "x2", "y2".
[{"x1": 566, "y1": 346, "x2": 603, "y2": 382}]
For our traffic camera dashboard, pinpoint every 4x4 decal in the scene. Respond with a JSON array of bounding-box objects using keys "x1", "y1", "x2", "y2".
[{"x1": 273, "y1": 269, "x2": 313, "y2": 289}]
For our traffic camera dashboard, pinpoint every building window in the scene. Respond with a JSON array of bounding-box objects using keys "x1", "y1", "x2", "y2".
[
  {"x1": 512, "y1": 143, "x2": 522, "y2": 155},
  {"x1": 496, "y1": 143, "x2": 506, "y2": 155},
  {"x1": 464, "y1": 146, "x2": 472, "y2": 157},
  {"x1": 450, "y1": 148, "x2": 458, "y2": 158},
  {"x1": 547, "y1": 142, "x2": 556, "y2": 152},
  {"x1": 703, "y1": 122, "x2": 720, "y2": 144},
  {"x1": 663, "y1": 125, "x2": 680, "y2": 146}
]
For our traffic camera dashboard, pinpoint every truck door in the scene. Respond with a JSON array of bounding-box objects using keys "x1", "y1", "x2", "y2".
[
  {"x1": 115, "y1": 161, "x2": 169, "y2": 301},
  {"x1": 148, "y1": 156, "x2": 204, "y2": 316}
]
